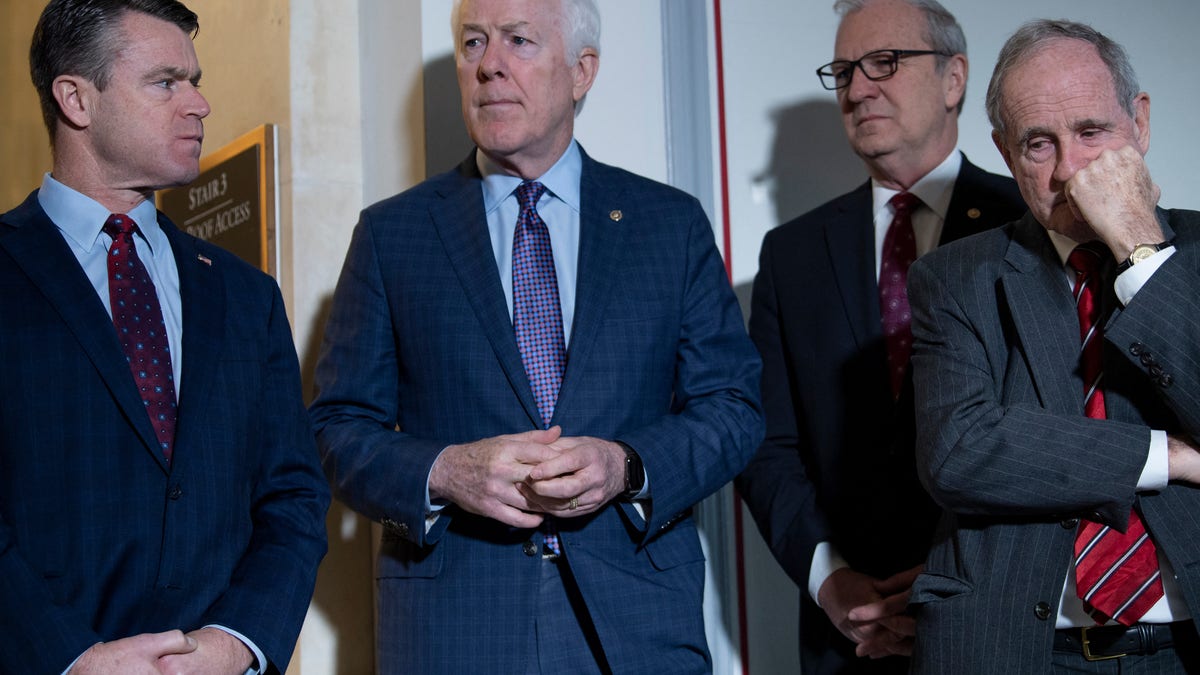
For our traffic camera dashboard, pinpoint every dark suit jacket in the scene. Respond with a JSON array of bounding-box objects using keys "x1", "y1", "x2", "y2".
[
  {"x1": 907, "y1": 209, "x2": 1200, "y2": 673},
  {"x1": 736, "y1": 157, "x2": 1024, "y2": 672},
  {"x1": 0, "y1": 192, "x2": 330, "y2": 674},
  {"x1": 310, "y1": 148, "x2": 763, "y2": 674}
]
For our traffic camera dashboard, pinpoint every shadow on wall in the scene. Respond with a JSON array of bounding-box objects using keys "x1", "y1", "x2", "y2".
[
  {"x1": 734, "y1": 98, "x2": 863, "y2": 322},
  {"x1": 301, "y1": 294, "x2": 378, "y2": 675},
  {"x1": 424, "y1": 52, "x2": 474, "y2": 175}
]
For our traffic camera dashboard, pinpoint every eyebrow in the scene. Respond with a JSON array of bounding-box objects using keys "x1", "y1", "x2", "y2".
[
  {"x1": 146, "y1": 65, "x2": 202, "y2": 85},
  {"x1": 460, "y1": 20, "x2": 533, "y2": 34}
]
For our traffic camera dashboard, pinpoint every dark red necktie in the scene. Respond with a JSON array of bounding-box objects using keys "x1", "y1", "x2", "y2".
[
  {"x1": 879, "y1": 192, "x2": 920, "y2": 398},
  {"x1": 103, "y1": 214, "x2": 177, "y2": 464},
  {"x1": 1069, "y1": 244, "x2": 1163, "y2": 625}
]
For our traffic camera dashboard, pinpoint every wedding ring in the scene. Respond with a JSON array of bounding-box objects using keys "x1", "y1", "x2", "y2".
[{"x1": 568, "y1": 497, "x2": 579, "y2": 511}]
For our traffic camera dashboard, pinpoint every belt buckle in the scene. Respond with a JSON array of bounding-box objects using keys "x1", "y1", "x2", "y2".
[{"x1": 1080, "y1": 626, "x2": 1126, "y2": 662}]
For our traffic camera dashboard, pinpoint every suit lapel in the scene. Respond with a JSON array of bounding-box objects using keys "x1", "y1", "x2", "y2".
[
  {"x1": 825, "y1": 181, "x2": 880, "y2": 349},
  {"x1": 555, "y1": 156, "x2": 628, "y2": 420},
  {"x1": 431, "y1": 157, "x2": 543, "y2": 427},
  {"x1": 1, "y1": 195, "x2": 168, "y2": 469},
  {"x1": 163, "y1": 216, "x2": 224, "y2": 471},
  {"x1": 941, "y1": 158, "x2": 1019, "y2": 246},
  {"x1": 999, "y1": 215, "x2": 1082, "y2": 415}
]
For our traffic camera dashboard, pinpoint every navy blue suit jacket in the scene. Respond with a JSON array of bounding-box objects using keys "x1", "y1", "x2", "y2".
[
  {"x1": 0, "y1": 191, "x2": 330, "y2": 674},
  {"x1": 736, "y1": 158, "x2": 1024, "y2": 672},
  {"x1": 311, "y1": 149, "x2": 763, "y2": 673}
]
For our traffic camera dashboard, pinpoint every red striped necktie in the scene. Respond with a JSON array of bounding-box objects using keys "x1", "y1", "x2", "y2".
[{"x1": 1069, "y1": 243, "x2": 1163, "y2": 626}]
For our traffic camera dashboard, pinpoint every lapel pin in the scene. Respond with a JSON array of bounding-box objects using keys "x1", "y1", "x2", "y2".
[
  {"x1": 197, "y1": 254, "x2": 212, "y2": 266},
  {"x1": 609, "y1": 210, "x2": 623, "y2": 222},
  {"x1": 967, "y1": 208, "x2": 982, "y2": 219}
]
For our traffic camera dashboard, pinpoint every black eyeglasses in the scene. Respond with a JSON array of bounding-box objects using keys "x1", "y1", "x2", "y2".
[{"x1": 816, "y1": 49, "x2": 952, "y2": 90}]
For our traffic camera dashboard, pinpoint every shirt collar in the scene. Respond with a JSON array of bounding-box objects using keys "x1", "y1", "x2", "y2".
[
  {"x1": 38, "y1": 173, "x2": 164, "y2": 253},
  {"x1": 871, "y1": 149, "x2": 962, "y2": 220},
  {"x1": 477, "y1": 141, "x2": 583, "y2": 214}
]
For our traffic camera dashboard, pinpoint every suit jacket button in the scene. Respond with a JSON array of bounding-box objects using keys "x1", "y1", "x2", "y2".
[
  {"x1": 1060, "y1": 518, "x2": 1078, "y2": 529},
  {"x1": 1159, "y1": 374, "x2": 1174, "y2": 388},
  {"x1": 1034, "y1": 602, "x2": 1052, "y2": 620},
  {"x1": 522, "y1": 540, "x2": 537, "y2": 557},
  {"x1": 1140, "y1": 353, "x2": 1156, "y2": 367},
  {"x1": 1130, "y1": 342, "x2": 1146, "y2": 356},
  {"x1": 168, "y1": 485, "x2": 183, "y2": 500}
]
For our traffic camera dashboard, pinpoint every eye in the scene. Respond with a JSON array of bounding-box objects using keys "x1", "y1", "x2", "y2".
[
  {"x1": 830, "y1": 63, "x2": 852, "y2": 83},
  {"x1": 512, "y1": 35, "x2": 528, "y2": 46},
  {"x1": 463, "y1": 36, "x2": 483, "y2": 50}
]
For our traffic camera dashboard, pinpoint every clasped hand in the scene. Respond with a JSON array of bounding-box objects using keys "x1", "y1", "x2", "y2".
[
  {"x1": 429, "y1": 426, "x2": 627, "y2": 528},
  {"x1": 1063, "y1": 145, "x2": 1163, "y2": 258},
  {"x1": 817, "y1": 565, "x2": 922, "y2": 659}
]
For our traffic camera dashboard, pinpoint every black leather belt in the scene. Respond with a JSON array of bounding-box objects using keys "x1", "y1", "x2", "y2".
[{"x1": 1054, "y1": 622, "x2": 1190, "y2": 661}]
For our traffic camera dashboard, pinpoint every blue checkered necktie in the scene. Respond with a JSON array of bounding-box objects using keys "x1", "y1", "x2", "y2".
[
  {"x1": 103, "y1": 214, "x2": 177, "y2": 464},
  {"x1": 512, "y1": 181, "x2": 566, "y2": 428},
  {"x1": 511, "y1": 182, "x2": 567, "y2": 556}
]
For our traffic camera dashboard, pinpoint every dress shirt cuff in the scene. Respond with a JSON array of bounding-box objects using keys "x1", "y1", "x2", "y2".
[
  {"x1": 424, "y1": 447, "x2": 451, "y2": 533},
  {"x1": 1138, "y1": 429, "x2": 1169, "y2": 490},
  {"x1": 1114, "y1": 246, "x2": 1175, "y2": 306},
  {"x1": 205, "y1": 625, "x2": 266, "y2": 675},
  {"x1": 808, "y1": 542, "x2": 849, "y2": 606}
]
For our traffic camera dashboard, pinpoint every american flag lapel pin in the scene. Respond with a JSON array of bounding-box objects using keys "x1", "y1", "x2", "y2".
[{"x1": 197, "y1": 254, "x2": 212, "y2": 266}]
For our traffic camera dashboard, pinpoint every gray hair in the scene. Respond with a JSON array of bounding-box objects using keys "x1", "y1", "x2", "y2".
[
  {"x1": 451, "y1": 0, "x2": 601, "y2": 64},
  {"x1": 986, "y1": 19, "x2": 1139, "y2": 138},
  {"x1": 834, "y1": 0, "x2": 967, "y2": 112}
]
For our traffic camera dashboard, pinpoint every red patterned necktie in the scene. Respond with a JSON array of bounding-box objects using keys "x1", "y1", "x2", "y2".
[
  {"x1": 879, "y1": 192, "x2": 920, "y2": 398},
  {"x1": 103, "y1": 214, "x2": 178, "y2": 464},
  {"x1": 1069, "y1": 244, "x2": 1163, "y2": 625},
  {"x1": 511, "y1": 182, "x2": 566, "y2": 556}
]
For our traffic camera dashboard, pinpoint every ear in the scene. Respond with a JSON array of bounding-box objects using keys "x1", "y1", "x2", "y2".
[
  {"x1": 51, "y1": 74, "x2": 93, "y2": 130},
  {"x1": 1131, "y1": 92, "x2": 1150, "y2": 155},
  {"x1": 992, "y1": 129, "x2": 1015, "y2": 175},
  {"x1": 943, "y1": 53, "x2": 968, "y2": 112},
  {"x1": 572, "y1": 47, "x2": 599, "y2": 103}
]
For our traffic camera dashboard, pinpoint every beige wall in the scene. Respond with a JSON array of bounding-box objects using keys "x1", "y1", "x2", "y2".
[{"x1": 0, "y1": 3, "x2": 53, "y2": 207}]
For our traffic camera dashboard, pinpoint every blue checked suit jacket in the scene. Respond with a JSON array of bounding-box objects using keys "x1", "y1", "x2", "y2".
[
  {"x1": 310, "y1": 148, "x2": 764, "y2": 674},
  {"x1": 0, "y1": 191, "x2": 330, "y2": 674},
  {"x1": 907, "y1": 209, "x2": 1200, "y2": 673}
]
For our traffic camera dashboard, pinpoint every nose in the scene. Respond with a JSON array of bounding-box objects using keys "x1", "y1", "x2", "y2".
[
  {"x1": 843, "y1": 64, "x2": 880, "y2": 104},
  {"x1": 479, "y1": 40, "x2": 505, "y2": 80},
  {"x1": 1052, "y1": 140, "x2": 1095, "y2": 186},
  {"x1": 186, "y1": 84, "x2": 211, "y2": 119}
]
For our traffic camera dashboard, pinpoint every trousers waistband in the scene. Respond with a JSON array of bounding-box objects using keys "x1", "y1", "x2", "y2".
[{"x1": 1054, "y1": 621, "x2": 1194, "y2": 661}]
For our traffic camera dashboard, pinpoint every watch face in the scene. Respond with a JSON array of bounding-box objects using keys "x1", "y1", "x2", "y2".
[{"x1": 1130, "y1": 244, "x2": 1159, "y2": 265}]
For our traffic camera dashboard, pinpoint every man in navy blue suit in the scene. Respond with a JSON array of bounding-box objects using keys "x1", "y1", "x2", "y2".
[
  {"x1": 310, "y1": 0, "x2": 762, "y2": 672},
  {"x1": 0, "y1": 1, "x2": 329, "y2": 673}
]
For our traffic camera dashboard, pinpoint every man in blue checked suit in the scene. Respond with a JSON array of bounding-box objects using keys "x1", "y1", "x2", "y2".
[
  {"x1": 309, "y1": 0, "x2": 763, "y2": 672},
  {"x1": 0, "y1": 1, "x2": 329, "y2": 673}
]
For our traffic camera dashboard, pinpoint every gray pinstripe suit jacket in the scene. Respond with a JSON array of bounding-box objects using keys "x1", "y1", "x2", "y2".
[{"x1": 906, "y1": 209, "x2": 1200, "y2": 673}]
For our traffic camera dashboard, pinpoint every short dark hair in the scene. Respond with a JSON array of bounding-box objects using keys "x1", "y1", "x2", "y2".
[{"x1": 29, "y1": 0, "x2": 199, "y2": 143}]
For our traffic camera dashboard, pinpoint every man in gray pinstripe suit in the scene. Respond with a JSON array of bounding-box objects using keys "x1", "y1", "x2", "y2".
[{"x1": 907, "y1": 19, "x2": 1200, "y2": 673}]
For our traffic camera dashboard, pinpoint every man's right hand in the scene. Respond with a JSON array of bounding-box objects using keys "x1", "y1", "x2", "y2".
[
  {"x1": 817, "y1": 565, "x2": 919, "y2": 659},
  {"x1": 428, "y1": 427, "x2": 563, "y2": 528},
  {"x1": 70, "y1": 631, "x2": 196, "y2": 674}
]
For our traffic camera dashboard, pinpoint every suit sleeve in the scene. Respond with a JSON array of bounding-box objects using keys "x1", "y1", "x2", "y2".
[
  {"x1": 907, "y1": 253, "x2": 1152, "y2": 527},
  {"x1": 199, "y1": 281, "x2": 331, "y2": 674},
  {"x1": 615, "y1": 203, "x2": 765, "y2": 537},
  {"x1": 734, "y1": 230, "x2": 828, "y2": 587},
  {"x1": 309, "y1": 212, "x2": 449, "y2": 547}
]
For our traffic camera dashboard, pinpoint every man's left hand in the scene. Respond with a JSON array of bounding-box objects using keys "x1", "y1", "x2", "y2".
[
  {"x1": 156, "y1": 628, "x2": 254, "y2": 675},
  {"x1": 519, "y1": 436, "x2": 626, "y2": 517},
  {"x1": 845, "y1": 564, "x2": 923, "y2": 659},
  {"x1": 1065, "y1": 145, "x2": 1163, "y2": 259}
]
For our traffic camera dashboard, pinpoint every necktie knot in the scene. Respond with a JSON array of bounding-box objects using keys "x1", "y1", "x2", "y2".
[
  {"x1": 517, "y1": 181, "x2": 547, "y2": 215},
  {"x1": 103, "y1": 213, "x2": 137, "y2": 239},
  {"x1": 889, "y1": 191, "x2": 921, "y2": 217},
  {"x1": 1067, "y1": 243, "x2": 1105, "y2": 279}
]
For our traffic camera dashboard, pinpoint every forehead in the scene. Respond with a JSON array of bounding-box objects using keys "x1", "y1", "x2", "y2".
[
  {"x1": 458, "y1": 0, "x2": 561, "y2": 30},
  {"x1": 112, "y1": 11, "x2": 197, "y2": 69},
  {"x1": 1001, "y1": 39, "x2": 1121, "y2": 128},
  {"x1": 835, "y1": 0, "x2": 928, "y2": 58}
]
